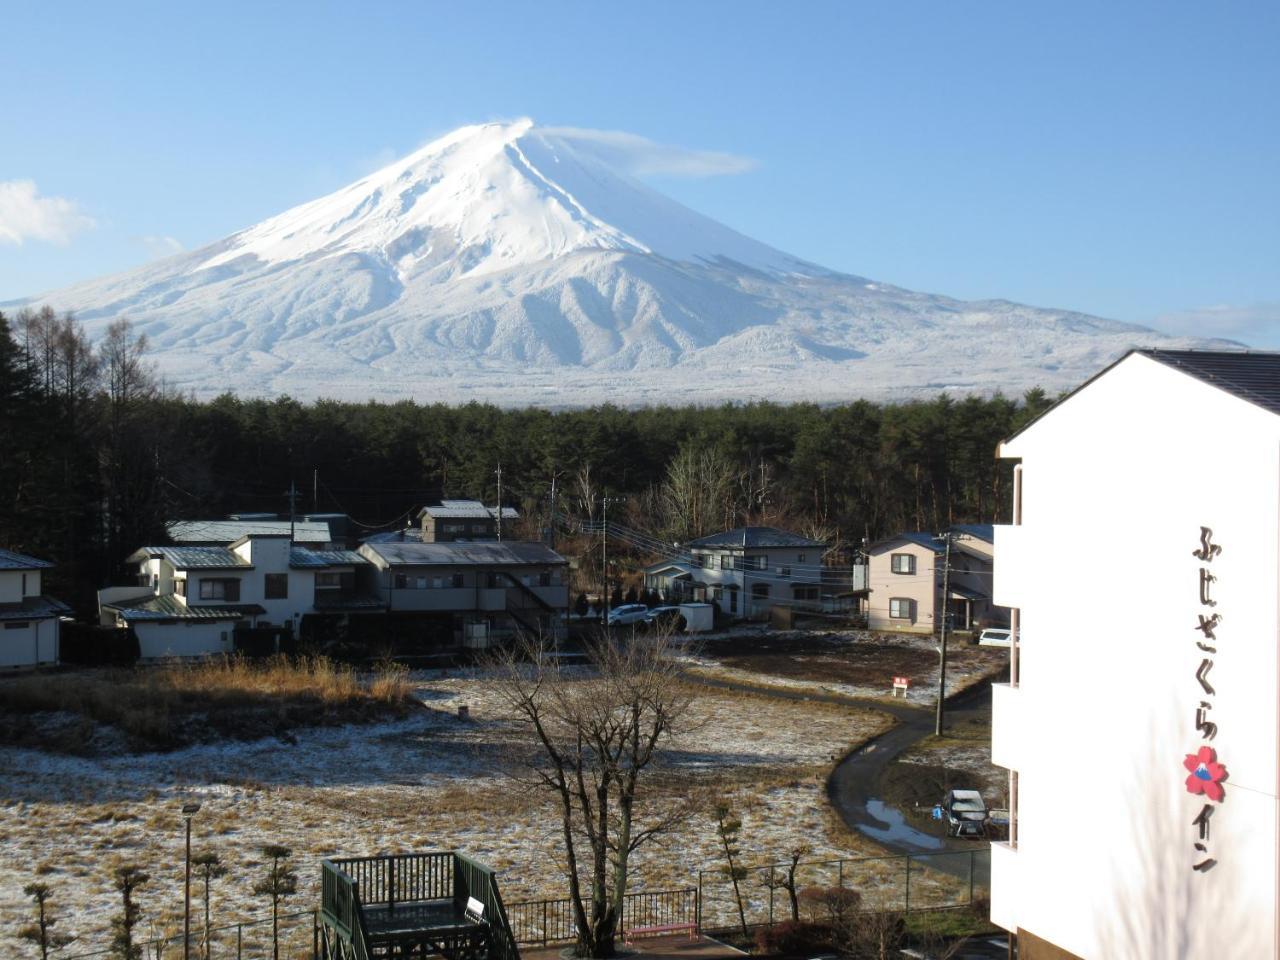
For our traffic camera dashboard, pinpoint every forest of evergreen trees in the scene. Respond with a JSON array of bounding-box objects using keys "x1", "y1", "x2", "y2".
[{"x1": 0, "y1": 308, "x2": 1057, "y2": 614}]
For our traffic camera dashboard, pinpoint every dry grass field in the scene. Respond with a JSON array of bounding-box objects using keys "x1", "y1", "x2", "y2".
[{"x1": 0, "y1": 667, "x2": 895, "y2": 958}]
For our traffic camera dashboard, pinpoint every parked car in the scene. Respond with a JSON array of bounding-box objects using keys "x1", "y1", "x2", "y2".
[
  {"x1": 941, "y1": 789, "x2": 988, "y2": 838},
  {"x1": 977, "y1": 627, "x2": 1012, "y2": 647},
  {"x1": 643, "y1": 606, "x2": 685, "y2": 631},
  {"x1": 605, "y1": 604, "x2": 650, "y2": 627}
]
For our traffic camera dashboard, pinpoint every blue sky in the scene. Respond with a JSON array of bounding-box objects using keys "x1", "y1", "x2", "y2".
[{"x1": 3, "y1": 0, "x2": 1278, "y2": 345}]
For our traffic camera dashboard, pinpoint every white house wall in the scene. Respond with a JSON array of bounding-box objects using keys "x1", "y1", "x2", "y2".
[
  {"x1": 0, "y1": 618, "x2": 58, "y2": 668},
  {"x1": 135, "y1": 621, "x2": 235, "y2": 660},
  {"x1": 0, "y1": 569, "x2": 39, "y2": 604},
  {"x1": 993, "y1": 353, "x2": 1280, "y2": 958}
]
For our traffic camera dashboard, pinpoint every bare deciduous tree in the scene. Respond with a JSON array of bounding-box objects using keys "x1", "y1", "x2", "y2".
[{"x1": 487, "y1": 631, "x2": 696, "y2": 958}]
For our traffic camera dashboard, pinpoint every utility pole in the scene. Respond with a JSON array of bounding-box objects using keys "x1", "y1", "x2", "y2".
[
  {"x1": 601, "y1": 495, "x2": 624, "y2": 624},
  {"x1": 547, "y1": 474, "x2": 558, "y2": 549},
  {"x1": 494, "y1": 463, "x2": 503, "y2": 541},
  {"x1": 284, "y1": 480, "x2": 299, "y2": 542},
  {"x1": 935, "y1": 530, "x2": 953, "y2": 737}
]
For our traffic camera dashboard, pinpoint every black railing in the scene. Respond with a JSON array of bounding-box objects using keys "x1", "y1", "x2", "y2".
[{"x1": 505, "y1": 888, "x2": 698, "y2": 946}]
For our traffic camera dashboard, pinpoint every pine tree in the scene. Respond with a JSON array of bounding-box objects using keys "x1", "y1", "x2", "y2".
[{"x1": 253, "y1": 845, "x2": 297, "y2": 960}]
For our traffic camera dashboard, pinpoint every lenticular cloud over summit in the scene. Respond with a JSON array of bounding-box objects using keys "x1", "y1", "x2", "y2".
[{"x1": 8, "y1": 120, "x2": 1234, "y2": 405}]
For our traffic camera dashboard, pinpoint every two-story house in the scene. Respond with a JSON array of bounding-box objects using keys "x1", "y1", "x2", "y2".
[
  {"x1": 645, "y1": 526, "x2": 827, "y2": 618},
  {"x1": 99, "y1": 535, "x2": 371, "y2": 658},
  {"x1": 358, "y1": 539, "x2": 568, "y2": 644},
  {"x1": 0, "y1": 549, "x2": 70, "y2": 669},
  {"x1": 865, "y1": 525, "x2": 997, "y2": 634},
  {"x1": 417, "y1": 500, "x2": 519, "y2": 542},
  {"x1": 988, "y1": 350, "x2": 1280, "y2": 958}
]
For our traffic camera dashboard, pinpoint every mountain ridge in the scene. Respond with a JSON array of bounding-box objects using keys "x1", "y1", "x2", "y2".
[{"x1": 5, "y1": 119, "x2": 1234, "y2": 405}]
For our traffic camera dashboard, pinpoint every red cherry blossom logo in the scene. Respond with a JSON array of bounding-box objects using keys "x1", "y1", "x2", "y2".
[{"x1": 1184, "y1": 746, "x2": 1228, "y2": 803}]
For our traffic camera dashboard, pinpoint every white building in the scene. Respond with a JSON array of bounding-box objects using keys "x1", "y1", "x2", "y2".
[
  {"x1": 990, "y1": 349, "x2": 1280, "y2": 958},
  {"x1": 99, "y1": 535, "x2": 371, "y2": 658},
  {"x1": 0, "y1": 549, "x2": 69, "y2": 669}
]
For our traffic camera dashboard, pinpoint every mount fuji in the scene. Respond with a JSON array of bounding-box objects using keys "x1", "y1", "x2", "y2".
[{"x1": 9, "y1": 119, "x2": 1233, "y2": 405}]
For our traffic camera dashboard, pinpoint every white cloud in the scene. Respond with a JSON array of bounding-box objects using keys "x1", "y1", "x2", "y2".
[
  {"x1": 0, "y1": 179, "x2": 95, "y2": 245},
  {"x1": 541, "y1": 125, "x2": 757, "y2": 178},
  {"x1": 1150, "y1": 302, "x2": 1280, "y2": 349},
  {"x1": 141, "y1": 234, "x2": 185, "y2": 257}
]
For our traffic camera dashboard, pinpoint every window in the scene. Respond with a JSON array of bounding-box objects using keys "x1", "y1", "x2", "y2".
[
  {"x1": 452, "y1": 573, "x2": 465, "y2": 588},
  {"x1": 780, "y1": 566, "x2": 791, "y2": 577},
  {"x1": 538, "y1": 571, "x2": 551, "y2": 587},
  {"x1": 20, "y1": 573, "x2": 27, "y2": 595},
  {"x1": 316, "y1": 572, "x2": 341, "y2": 588},
  {"x1": 797, "y1": 554, "x2": 806, "y2": 563},
  {"x1": 735, "y1": 555, "x2": 766, "y2": 571},
  {"x1": 697, "y1": 554, "x2": 715, "y2": 570},
  {"x1": 720, "y1": 555, "x2": 732, "y2": 570},
  {"x1": 198, "y1": 578, "x2": 240, "y2": 601},
  {"x1": 265, "y1": 574, "x2": 288, "y2": 599},
  {"x1": 394, "y1": 573, "x2": 408, "y2": 589},
  {"x1": 416, "y1": 577, "x2": 427, "y2": 589},
  {"x1": 752, "y1": 583, "x2": 770, "y2": 599},
  {"x1": 728, "y1": 585, "x2": 739, "y2": 613},
  {"x1": 890, "y1": 553, "x2": 916, "y2": 575},
  {"x1": 889, "y1": 598, "x2": 913, "y2": 619},
  {"x1": 175, "y1": 579, "x2": 187, "y2": 597},
  {"x1": 443, "y1": 523, "x2": 465, "y2": 533},
  {"x1": 793, "y1": 586, "x2": 819, "y2": 601}
]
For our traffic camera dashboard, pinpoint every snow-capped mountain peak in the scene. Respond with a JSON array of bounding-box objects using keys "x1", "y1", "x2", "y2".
[
  {"x1": 200, "y1": 119, "x2": 810, "y2": 282},
  {"x1": 7, "y1": 120, "x2": 1235, "y2": 405}
]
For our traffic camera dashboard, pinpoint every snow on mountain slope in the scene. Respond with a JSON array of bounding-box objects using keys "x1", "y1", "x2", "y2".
[{"x1": 7, "y1": 119, "x2": 1236, "y2": 405}]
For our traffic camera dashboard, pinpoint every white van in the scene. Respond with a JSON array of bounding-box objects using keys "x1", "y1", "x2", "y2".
[{"x1": 978, "y1": 627, "x2": 1012, "y2": 647}]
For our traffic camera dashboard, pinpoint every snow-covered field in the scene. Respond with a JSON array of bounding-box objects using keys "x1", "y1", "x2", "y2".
[
  {"x1": 680, "y1": 628, "x2": 1008, "y2": 706},
  {"x1": 0, "y1": 672, "x2": 893, "y2": 957}
]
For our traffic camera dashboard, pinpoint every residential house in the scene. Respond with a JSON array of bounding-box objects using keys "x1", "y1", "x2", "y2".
[
  {"x1": 417, "y1": 500, "x2": 519, "y2": 542},
  {"x1": 0, "y1": 549, "x2": 69, "y2": 669},
  {"x1": 865, "y1": 525, "x2": 998, "y2": 634},
  {"x1": 99, "y1": 534, "x2": 372, "y2": 658},
  {"x1": 644, "y1": 526, "x2": 827, "y2": 618},
  {"x1": 358, "y1": 539, "x2": 568, "y2": 643},
  {"x1": 988, "y1": 350, "x2": 1280, "y2": 958}
]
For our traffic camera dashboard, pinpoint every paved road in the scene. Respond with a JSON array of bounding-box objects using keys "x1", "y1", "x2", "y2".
[{"x1": 683, "y1": 670, "x2": 996, "y2": 859}]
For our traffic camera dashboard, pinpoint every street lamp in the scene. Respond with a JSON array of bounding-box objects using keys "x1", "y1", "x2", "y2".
[{"x1": 182, "y1": 801, "x2": 202, "y2": 960}]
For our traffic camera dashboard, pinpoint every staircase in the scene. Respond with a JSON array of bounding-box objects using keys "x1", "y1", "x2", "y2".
[{"x1": 318, "y1": 852, "x2": 520, "y2": 960}]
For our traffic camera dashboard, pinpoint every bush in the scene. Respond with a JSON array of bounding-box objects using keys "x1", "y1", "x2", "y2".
[
  {"x1": 753, "y1": 919, "x2": 835, "y2": 955},
  {"x1": 799, "y1": 884, "x2": 862, "y2": 924}
]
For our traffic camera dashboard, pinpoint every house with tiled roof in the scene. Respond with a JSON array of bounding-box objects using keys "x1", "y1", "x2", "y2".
[
  {"x1": 98, "y1": 534, "x2": 376, "y2": 658},
  {"x1": 865, "y1": 525, "x2": 1000, "y2": 634},
  {"x1": 643, "y1": 526, "x2": 829, "y2": 618},
  {"x1": 0, "y1": 549, "x2": 70, "y2": 668}
]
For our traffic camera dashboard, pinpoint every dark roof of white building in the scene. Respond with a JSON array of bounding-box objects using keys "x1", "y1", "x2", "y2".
[
  {"x1": 0, "y1": 549, "x2": 54, "y2": 570},
  {"x1": 1137, "y1": 349, "x2": 1280, "y2": 418},
  {"x1": 288, "y1": 548, "x2": 368, "y2": 568},
  {"x1": 361, "y1": 541, "x2": 567, "y2": 567},
  {"x1": 167, "y1": 519, "x2": 332, "y2": 544},
  {"x1": 127, "y1": 546, "x2": 252, "y2": 570},
  {"x1": 689, "y1": 526, "x2": 826, "y2": 549},
  {"x1": 101, "y1": 595, "x2": 263, "y2": 621},
  {"x1": 0, "y1": 596, "x2": 71, "y2": 620}
]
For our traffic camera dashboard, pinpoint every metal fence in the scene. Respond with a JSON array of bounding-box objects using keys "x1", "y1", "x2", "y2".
[
  {"x1": 697, "y1": 847, "x2": 989, "y2": 932},
  {"x1": 61, "y1": 909, "x2": 317, "y2": 960},
  {"x1": 505, "y1": 888, "x2": 697, "y2": 947}
]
